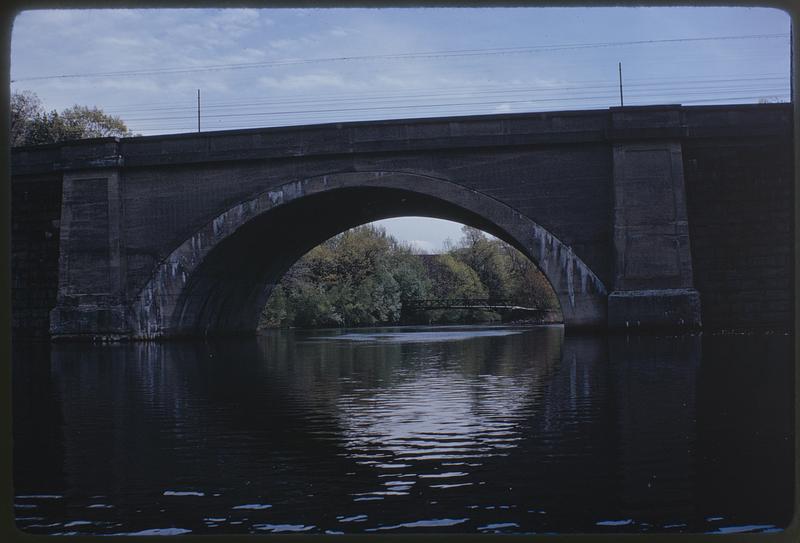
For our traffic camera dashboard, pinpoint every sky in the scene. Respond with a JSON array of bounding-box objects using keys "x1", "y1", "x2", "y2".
[{"x1": 10, "y1": 7, "x2": 792, "y2": 252}]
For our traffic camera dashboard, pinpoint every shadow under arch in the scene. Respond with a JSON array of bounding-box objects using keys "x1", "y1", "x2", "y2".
[{"x1": 129, "y1": 171, "x2": 607, "y2": 338}]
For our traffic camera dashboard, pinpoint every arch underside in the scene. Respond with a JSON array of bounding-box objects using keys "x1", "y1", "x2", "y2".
[{"x1": 129, "y1": 172, "x2": 607, "y2": 338}]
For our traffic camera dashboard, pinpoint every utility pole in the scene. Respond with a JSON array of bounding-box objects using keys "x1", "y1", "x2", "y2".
[
  {"x1": 618, "y1": 62, "x2": 624, "y2": 107},
  {"x1": 197, "y1": 89, "x2": 201, "y2": 132}
]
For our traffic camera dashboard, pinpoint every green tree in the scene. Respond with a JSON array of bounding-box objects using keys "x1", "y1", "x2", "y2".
[
  {"x1": 450, "y1": 226, "x2": 513, "y2": 301},
  {"x1": 260, "y1": 284, "x2": 290, "y2": 328},
  {"x1": 258, "y1": 222, "x2": 561, "y2": 329},
  {"x1": 11, "y1": 90, "x2": 132, "y2": 146},
  {"x1": 260, "y1": 224, "x2": 432, "y2": 328},
  {"x1": 391, "y1": 253, "x2": 432, "y2": 303},
  {"x1": 427, "y1": 253, "x2": 495, "y2": 323},
  {"x1": 290, "y1": 282, "x2": 342, "y2": 328},
  {"x1": 451, "y1": 225, "x2": 560, "y2": 312},
  {"x1": 497, "y1": 242, "x2": 560, "y2": 310},
  {"x1": 10, "y1": 90, "x2": 42, "y2": 146}
]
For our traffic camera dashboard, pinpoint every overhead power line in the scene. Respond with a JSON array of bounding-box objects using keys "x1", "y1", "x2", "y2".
[
  {"x1": 10, "y1": 32, "x2": 789, "y2": 83},
  {"x1": 104, "y1": 75, "x2": 788, "y2": 116},
  {"x1": 92, "y1": 71, "x2": 788, "y2": 112},
  {"x1": 127, "y1": 92, "x2": 789, "y2": 134},
  {"x1": 121, "y1": 85, "x2": 789, "y2": 124}
]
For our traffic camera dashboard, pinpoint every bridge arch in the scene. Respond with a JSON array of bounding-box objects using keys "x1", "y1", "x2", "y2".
[{"x1": 129, "y1": 171, "x2": 607, "y2": 338}]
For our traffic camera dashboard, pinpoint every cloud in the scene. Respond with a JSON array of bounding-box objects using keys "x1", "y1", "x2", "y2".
[
  {"x1": 38, "y1": 77, "x2": 162, "y2": 94},
  {"x1": 216, "y1": 8, "x2": 263, "y2": 26},
  {"x1": 268, "y1": 36, "x2": 319, "y2": 51},
  {"x1": 210, "y1": 8, "x2": 268, "y2": 37},
  {"x1": 96, "y1": 36, "x2": 141, "y2": 48},
  {"x1": 257, "y1": 72, "x2": 364, "y2": 92},
  {"x1": 10, "y1": 6, "x2": 791, "y2": 138},
  {"x1": 165, "y1": 77, "x2": 230, "y2": 94}
]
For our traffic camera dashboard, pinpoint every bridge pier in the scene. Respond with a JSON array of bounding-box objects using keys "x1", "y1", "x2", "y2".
[
  {"x1": 608, "y1": 108, "x2": 701, "y2": 329},
  {"x1": 49, "y1": 143, "x2": 129, "y2": 340}
]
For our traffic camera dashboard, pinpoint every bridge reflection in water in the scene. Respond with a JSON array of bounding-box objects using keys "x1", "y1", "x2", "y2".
[{"x1": 12, "y1": 327, "x2": 793, "y2": 534}]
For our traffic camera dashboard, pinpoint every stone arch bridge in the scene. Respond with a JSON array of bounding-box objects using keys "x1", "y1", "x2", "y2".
[{"x1": 10, "y1": 104, "x2": 793, "y2": 339}]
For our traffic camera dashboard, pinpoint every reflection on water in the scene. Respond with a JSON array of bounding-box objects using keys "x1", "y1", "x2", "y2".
[
  {"x1": 314, "y1": 326, "x2": 525, "y2": 343},
  {"x1": 12, "y1": 326, "x2": 793, "y2": 534}
]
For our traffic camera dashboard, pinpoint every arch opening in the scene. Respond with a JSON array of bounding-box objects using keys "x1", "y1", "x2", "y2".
[
  {"x1": 257, "y1": 218, "x2": 564, "y2": 329},
  {"x1": 129, "y1": 172, "x2": 607, "y2": 338}
]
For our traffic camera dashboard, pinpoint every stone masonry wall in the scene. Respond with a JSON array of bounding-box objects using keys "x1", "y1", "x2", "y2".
[
  {"x1": 683, "y1": 138, "x2": 793, "y2": 330},
  {"x1": 118, "y1": 145, "x2": 614, "y2": 303},
  {"x1": 11, "y1": 105, "x2": 793, "y2": 337},
  {"x1": 12, "y1": 173, "x2": 63, "y2": 338}
]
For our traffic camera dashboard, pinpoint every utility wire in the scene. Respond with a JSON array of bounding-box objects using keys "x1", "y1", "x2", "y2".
[
  {"x1": 10, "y1": 32, "x2": 789, "y2": 82},
  {"x1": 127, "y1": 92, "x2": 789, "y2": 130},
  {"x1": 117, "y1": 84, "x2": 789, "y2": 122},
  {"x1": 128, "y1": 93, "x2": 788, "y2": 134},
  {"x1": 104, "y1": 75, "x2": 789, "y2": 118},
  {"x1": 123, "y1": 86, "x2": 789, "y2": 127},
  {"x1": 93, "y1": 71, "x2": 788, "y2": 111}
]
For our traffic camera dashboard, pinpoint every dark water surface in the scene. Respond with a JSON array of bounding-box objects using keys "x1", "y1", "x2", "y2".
[{"x1": 13, "y1": 325, "x2": 794, "y2": 535}]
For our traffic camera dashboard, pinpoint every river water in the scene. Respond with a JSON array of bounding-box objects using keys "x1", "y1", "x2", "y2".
[{"x1": 12, "y1": 325, "x2": 794, "y2": 535}]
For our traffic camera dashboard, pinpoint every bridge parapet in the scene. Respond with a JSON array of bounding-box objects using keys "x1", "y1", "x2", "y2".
[{"x1": 11, "y1": 104, "x2": 791, "y2": 175}]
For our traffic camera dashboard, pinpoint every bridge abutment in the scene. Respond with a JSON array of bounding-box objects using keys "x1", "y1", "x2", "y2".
[{"x1": 608, "y1": 108, "x2": 701, "y2": 329}]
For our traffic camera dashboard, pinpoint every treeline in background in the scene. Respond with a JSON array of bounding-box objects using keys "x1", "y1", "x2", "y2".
[{"x1": 259, "y1": 224, "x2": 559, "y2": 329}]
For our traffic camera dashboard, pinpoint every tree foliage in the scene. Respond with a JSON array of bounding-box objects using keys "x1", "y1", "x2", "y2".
[
  {"x1": 11, "y1": 90, "x2": 132, "y2": 146},
  {"x1": 260, "y1": 225, "x2": 432, "y2": 328},
  {"x1": 259, "y1": 223, "x2": 560, "y2": 329},
  {"x1": 428, "y1": 252, "x2": 495, "y2": 323},
  {"x1": 450, "y1": 226, "x2": 559, "y2": 311},
  {"x1": 10, "y1": 90, "x2": 42, "y2": 147}
]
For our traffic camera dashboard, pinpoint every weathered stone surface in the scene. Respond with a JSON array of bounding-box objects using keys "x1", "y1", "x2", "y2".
[
  {"x1": 683, "y1": 134, "x2": 794, "y2": 329},
  {"x1": 609, "y1": 111, "x2": 699, "y2": 328},
  {"x1": 608, "y1": 288, "x2": 702, "y2": 329},
  {"x1": 11, "y1": 172, "x2": 62, "y2": 338},
  {"x1": 9, "y1": 103, "x2": 793, "y2": 339}
]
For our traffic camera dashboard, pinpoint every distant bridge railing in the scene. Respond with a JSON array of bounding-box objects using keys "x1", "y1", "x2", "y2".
[{"x1": 402, "y1": 298, "x2": 542, "y2": 312}]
